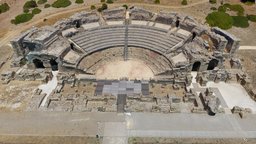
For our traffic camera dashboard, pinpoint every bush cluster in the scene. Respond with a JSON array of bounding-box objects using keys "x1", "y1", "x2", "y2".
[
  {"x1": 206, "y1": 11, "x2": 233, "y2": 30},
  {"x1": 23, "y1": 0, "x2": 38, "y2": 10},
  {"x1": 247, "y1": 15, "x2": 256, "y2": 22},
  {"x1": 44, "y1": 4, "x2": 51, "y2": 8},
  {"x1": 122, "y1": 4, "x2": 128, "y2": 9},
  {"x1": 181, "y1": 0, "x2": 188, "y2": 5},
  {"x1": 32, "y1": 8, "x2": 42, "y2": 15},
  {"x1": 209, "y1": 0, "x2": 217, "y2": 4},
  {"x1": 98, "y1": 3, "x2": 108, "y2": 12},
  {"x1": 11, "y1": 13, "x2": 34, "y2": 24},
  {"x1": 218, "y1": 3, "x2": 244, "y2": 16},
  {"x1": 106, "y1": 0, "x2": 113, "y2": 4},
  {"x1": 232, "y1": 16, "x2": 249, "y2": 28},
  {"x1": 0, "y1": 3, "x2": 10, "y2": 14},
  {"x1": 154, "y1": 0, "x2": 160, "y2": 4},
  {"x1": 37, "y1": 0, "x2": 47, "y2": 5},
  {"x1": 52, "y1": 0, "x2": 72, "y2": 8},
  {"x1": 206, "y1": 2, "x2": 255, "y2": 29},
  {"x1": 91, "y1": 5, "x2": 96, "y2": 10},
  {"x1": 75, "y1": 0, "x2": 84, "y2": 4}
]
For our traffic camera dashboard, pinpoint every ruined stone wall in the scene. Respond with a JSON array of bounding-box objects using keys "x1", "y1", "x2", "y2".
[{"x1": 212, "y1": 27, "x2": 240, "y2": 56}]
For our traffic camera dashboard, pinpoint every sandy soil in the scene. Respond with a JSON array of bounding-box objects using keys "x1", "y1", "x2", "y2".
[
  {"x1": 237, "y1": 50, "x2": 256, "y2": 87},
  {"x1": 0, "y1": 135, "x2": 99, "y2": 144},
  {"x1": 0, "y1": 80, "x2": 40, "y2": 112},
  {"x1": 95, "y1": 60, "x2": 154, "y2": 80},
  {"x1": 128, "y1": 137, "x2": 256, "y2": 144}
]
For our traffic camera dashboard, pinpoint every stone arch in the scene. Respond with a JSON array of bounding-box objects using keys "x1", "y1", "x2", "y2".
[
  {"x1": 75, "y1": 20, "x2": 81, "y2": 28},
  {"x1": 175, "y1": 19, "x2": 180, "y2": 27},
  {"x1": 207, "y1": 59, "x2": 219, "y2": 70},
  {"x1": 70, "y1": 43, "x2": 74, "y2": 50},
  {"x1": 33, "y1": 59, "x2": 45, "y2": 69},
  {"x1": 50, "y1": 59, "x2": 58, "y2": 71},
  {"x1": 192, "y1": 32, "x2": 197, "y2": 40},
  {"x1": 192, "y1": 61, "x2": 201, "y2": 71}
]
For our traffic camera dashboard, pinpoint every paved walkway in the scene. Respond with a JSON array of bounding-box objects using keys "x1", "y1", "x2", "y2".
[{"x1": 239, "y1": 46, "x2": 256, "y2": 50}]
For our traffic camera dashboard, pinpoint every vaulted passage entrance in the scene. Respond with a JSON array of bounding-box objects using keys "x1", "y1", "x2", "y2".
[
  {"x1": 50, "y1": 59, "x2": 58, "y2": 71},
  {"x1": 207, "y1": 59, "x2": 219, "y2": 70},
  {"x1": 192, "y1": 61, "x2": 201, "y2": 71},
  {"x1": 33, "y1": 59, "x2": 45, "y2": 69}
]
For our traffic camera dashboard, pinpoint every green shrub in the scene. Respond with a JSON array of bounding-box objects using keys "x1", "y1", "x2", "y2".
[
  {"x1": 75, "y1": 0, "x2": 84, "y2": 4},
  {"x1": 91, "y1": 5, "x2": 96, "y2": 10},
  {"x1": 210, "y1": 7, "x2": 217, "y2": 11},
  {"x1": 122, "y1": 4, "x2": 128, "y2": 9},
  {"x1": 12, "y1": 13, "x2": 34, "y2": 24},
  {"x1": 181, "y1": 0, "x2": 188, "y2": 5},
  {"x1": 154, "y1": 0, "x2": 160, "y2": 4},
  {"x1": 101, "y1": 3, "x2": 108, "y2": 10},
  {"x1": 23, "y1": 8, "x2": 30, "y2": 13},
  {"x1": 97, "y1": 7, "x2": 102, "y2": 12},
  {"x1": 11, "y1": 19, "x2": 16, "y2": 24},
  {"x1": 219, "y1": 3, "x2": 244, "y2": 16},
  {"x1": 209, "y1": 0, "x2": 217, "y2": 4},
  {"x1": 247, "y1": 15, "x2": 256, "y2": 22},
  {"x1": 101, "y1": 0, "x2": 105, "y2": 2},
  {"x1": 218, "y1": 5, "x2": 226, "y2": 12},
  {"x1": 206, "y1": 11, "x2": 233, "y2": 30},
  {"x1": 229, "y1": 4, "x2": 244, "y2": 16},
  {"x1": 0, "y1": 3, "x2": 10, "y2": 14},
  {"x1": 106, "y1": 0, "x2": 113, "y2": 4},
  {"x1": 232, "y1": 16, "x2": 249, "y2": 28},
  {"x1": 32, "y1": 8, "x2": 42, "y2": 15},
  {"x1": 44, "y1": 4, "x2": 51, "y2": 8},
  {"x1": 52, "y1": 0, "x2": 71, "y2": 8},
  {"x1": 23, "y1": 0, "x2": 38, "y2": 10},
  {"x1": 98, "y1": 3, "x2": 108, "y2": 12},
  {"x1": 37, "y1": 0, "x2": 47, "y2": 4}
]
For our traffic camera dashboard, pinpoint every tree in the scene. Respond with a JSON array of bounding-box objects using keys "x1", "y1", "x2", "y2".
[
  {"x1": 101, "y1": 3, "x2": 108, "y2": 10},
  {"x1": 106, "y1": 0, "x2": 113, "y2": 4},
  {"x1": 181, "y1": 0, "x2": 188, "y2": 5},
  {"x1": 122, "y1": 4, "x2": 128, "y2": 9},
  {"x1": 209, "y1": 0, "x2": 217, "y2": 4},
  {"x1": 75, "y1": 0, "x2": 84, "y2": 4},
  {"x1": 91, "y1": 5, "x2": 96, "y2": 10},
  {"x1": 154, "y1": 0, "x2": 160, "y2": 4}
]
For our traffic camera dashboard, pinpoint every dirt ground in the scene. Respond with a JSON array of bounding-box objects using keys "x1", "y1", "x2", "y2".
[
  {"x1": 237, "y1": 50, "x2": 256, "y2": 87},
  {"x1": 0, "y1": 135, "x2": 99, "y2": 144},
  {"x1": 149, "y1": 83, "x2": 185, "y2": 97},
  {"x1": 0, "y1": 80, "x2": 40, "y2": 112},
  {"x1": 128, "y1": 137, "x2": 256, "y2": 144},
  {"x1": 95, "y1": 60, "x2": 154, "y2": 80}
]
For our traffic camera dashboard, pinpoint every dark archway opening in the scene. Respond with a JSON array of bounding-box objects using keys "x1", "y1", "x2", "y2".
[
  {"x1": 207, "y1": 59, "x2": 219, "y2": 70},
  {"x1": 192, "y1": 61, "x2": 201, "y2": 71},
  {"x1": 192, "y1": 32, "x2": 197, "y2": 40},
  {"x1": 207, "y1": 108, "x2": 216, "y2": 116},
  {"x1": 50, "y1": 59, "x2": 58, "y2": 71},
  {"x1": 75, "y1": 20, "x2": 81, "y2": 28},
  {"x1": 70, "y1": 43, "x2": 74, "y2": 50},
  {"x1": 33, "y1": 59, "x2": 45, "y2": 69},
  {"x1": 175, "y1": 20, "x2": 180, "y2": 28}
]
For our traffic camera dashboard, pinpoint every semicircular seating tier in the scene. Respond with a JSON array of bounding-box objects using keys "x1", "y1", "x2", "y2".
[{"x1": 70, "y1": 25, "x2": 188, "y2": 55}]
